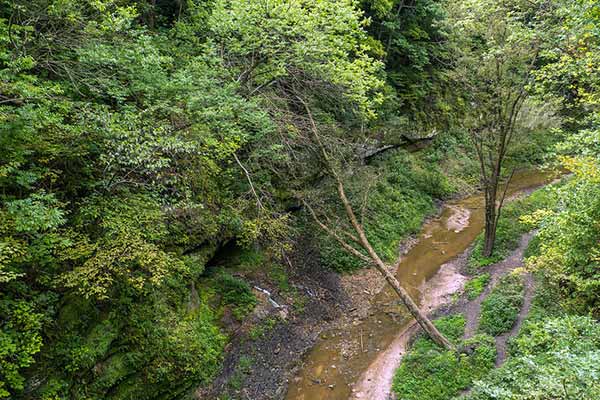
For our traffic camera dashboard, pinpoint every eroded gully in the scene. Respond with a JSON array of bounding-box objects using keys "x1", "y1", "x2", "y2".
[{"x1": 285, "y1": 169, "x2": 558, "y2": 400}]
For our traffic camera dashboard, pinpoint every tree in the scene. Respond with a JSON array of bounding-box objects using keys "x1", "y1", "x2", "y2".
[
  {"x1": 300, "y1": 102, "x2": 454, "y2": 350},
  {"x1": 210, "y1": 0, "x2": 453, "y2": 349},
  {"x1": 448, "y1": 0, "x2": 547, "y2": 257},
  {"x1": 525, "y1": 0, "x2": 600, "y2": 318}
]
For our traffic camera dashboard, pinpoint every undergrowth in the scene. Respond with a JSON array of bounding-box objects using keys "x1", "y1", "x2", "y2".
[
  {"x1": 478, "y1": 273, "x2": 525, "y2": 336},
  {"x1": 320, "y1": 149, "x2": 457, "y2": 272},
  {"x1": 463, "y1": 316, "x2": 600, "y2": 400},
  {"x1": 464, "y1": 273, "x2": 491, "y2": 300},
  {"x1": 392, "y1": 315, "x2": 496, "y2": 400}
]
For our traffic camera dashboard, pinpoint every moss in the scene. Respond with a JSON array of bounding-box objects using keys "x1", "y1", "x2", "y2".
[{"x1": 216, "y1": 272, "x2": 257, "y2": 321}]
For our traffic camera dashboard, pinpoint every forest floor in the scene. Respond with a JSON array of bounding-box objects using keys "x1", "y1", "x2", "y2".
[
  {"x1": 201, "y1": 218, "x2": 436, "y2": 400},
  {"x1": 203, "y1": 174, "x2": 554, "y2": 400}
]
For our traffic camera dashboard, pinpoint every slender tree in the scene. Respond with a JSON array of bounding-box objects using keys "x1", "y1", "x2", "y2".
[{"x1": 449, "y1": 0, "x2": 546, "y2": 256}]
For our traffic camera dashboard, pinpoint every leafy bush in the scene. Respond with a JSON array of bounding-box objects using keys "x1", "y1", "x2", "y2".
[
  {"x1": 464, "y1": 273, "x2": 490, "y2": 300},
  {"x1": 479, "y1": 273, "x2": 524, "y2": 336},
  {"x1": 464, "y1": 316, "x2": 600, "y2": 400},
  {"x1": 217, "y1": 273, "x2": 257, "y2": 320},
  {"x1": 526, "y1": 156, "x2": 600, "y2": 318},
  {"x1": 434, "y1": 314, "x2": 468, "y2": 341},
  {"x1": 0, "y1": 300, "x2": 43, "y2": 397},
  {"x1": 393, "y1": 315, "x2": 496, "y2": 400}
]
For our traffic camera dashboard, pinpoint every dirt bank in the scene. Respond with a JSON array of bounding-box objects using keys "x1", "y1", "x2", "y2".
[{"x1": 199, "y1": 232, "x2": 424, "y2": 400}]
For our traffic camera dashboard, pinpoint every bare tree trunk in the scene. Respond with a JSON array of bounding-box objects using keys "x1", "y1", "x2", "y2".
[
  {"x1": 335, "y1": 181, "x2": 455, "y2": 351},
  {"x1": 482, "y1": 181, "x2": 498, "y2": 258},
  {"x1": 298, "y1": 95, "x2": 455, "y2": 351}
]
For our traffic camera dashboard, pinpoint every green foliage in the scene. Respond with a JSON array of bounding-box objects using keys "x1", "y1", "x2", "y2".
[
  {"x1": 433, "y1": 315, "x2": 468, "y2": 341},
  {"x1": 210, "y1": 0, "x2": 385, "y2": 119},
  {"x1": 0, "y1": 0, "x2": 592, "y2": 397},
  {"x1": 463, "y1": 316, "x2": 600, "y2": 400},
  {"x1": 320, "y1": 149, "x2": 453, "y2": 271},
  {"x1": 527, "y1": 156, "x2": 600, "y2": 317},
  {"x1": 393, "y1": 315, "x2": 496, "y2": 400},
  {"x1": 421, "y1": 130, "x2": 482, "y2": 192},
  {"x1": 464, "y1": 273, "x2": 490, "y2": 300},
  {"x1": 524, "y1": 0, "x2": 600, "y2": 319},
  {"x1": 217, "y1": 273, "x2": 257, "y2": 321},
  {"x1": 362, "y1": 0, "x2": 455, "y2": 126},
  {"x1": 0, "y1": 300, "x2": 43, "y2": 397},
  {"x1": 479, "y1": 273, "x2": 525, "y2": 336},
  {"x1": 469, "y1": 184, "x2": 557, "y2": 269}
]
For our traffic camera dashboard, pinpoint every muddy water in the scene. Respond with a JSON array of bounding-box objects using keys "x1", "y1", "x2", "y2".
[{"x1": 285, "y1": 169, "x2": 558, "y2": 400}]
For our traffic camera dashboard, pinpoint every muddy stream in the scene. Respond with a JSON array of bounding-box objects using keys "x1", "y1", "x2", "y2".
[{"x1": 285, "y1": 169, "x2": 558, "y2": 400}]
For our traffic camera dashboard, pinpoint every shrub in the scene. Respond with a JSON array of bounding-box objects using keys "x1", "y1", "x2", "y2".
[
  {"x1": 464, "y1": 316, "x2": 600, "y2": 400},
  {"x1": 393, "y1": 315, "x2": 497, "y2": 400},
  {"x1": 464, "y1": 273, "x2": 491, "y2": 300},
  {"x1": 478, "y1": 273, "x2": 524, "y2": 336},
  {"x1": 393, "y1": 335, "x2": 496, "y2": 400}
]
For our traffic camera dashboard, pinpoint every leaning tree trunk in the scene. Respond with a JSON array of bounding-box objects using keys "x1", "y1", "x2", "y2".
[
  {"x1": 336, "y1": 181, "x2": 455, "y2": 351},
  {"x1": 299, "y1": 96, "x2": 454, "y2": 351}
]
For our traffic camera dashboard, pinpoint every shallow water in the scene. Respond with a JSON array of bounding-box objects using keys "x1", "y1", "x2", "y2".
[{"x1": 285, "y1": 168, "x2": 557, "y2": 400}]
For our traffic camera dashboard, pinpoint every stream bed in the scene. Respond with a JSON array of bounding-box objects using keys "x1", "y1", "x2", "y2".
[{"x1": 285, "y1": 169, "x2": 558, "y2": 400}]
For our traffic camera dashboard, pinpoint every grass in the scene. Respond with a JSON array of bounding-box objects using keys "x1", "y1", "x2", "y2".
[
  {"x1": 227, "y1": 355, "x2": 253, "y2": 392},
  {"x1": 392, "y1": 315, "x2": 497, "y2": 400},
  {"x1": 464, "y1": 273, "x2": 491, "y2": 300},
  {"x1": 248, "y1": 317, "x2": 278, "y2": 341},
  {"x1": 478, "y1": 273, "x2": 525, "y2": 336}
]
